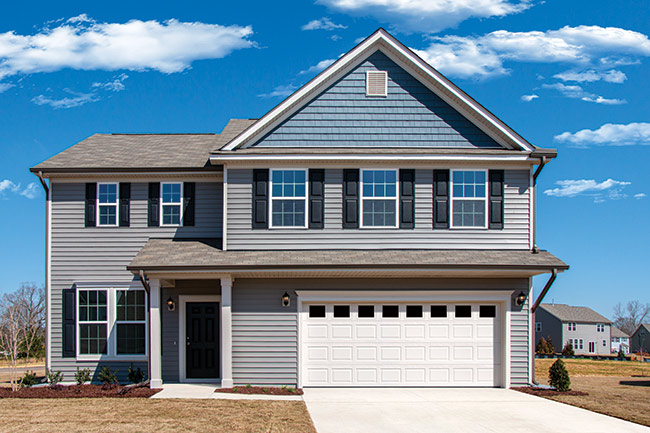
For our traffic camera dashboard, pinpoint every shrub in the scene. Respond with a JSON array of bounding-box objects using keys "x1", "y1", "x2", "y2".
[
  {"x1": 98, "y1": 366, "x2": 119, "y2": 388},
  {"x1": 46, "y1": 368, "x2": 64, "y2": 388},
  {"x1": 536, "y1": 337, "x2": 554, "y2": 355},
  {"x1": 75, "y1": 367, "x2": 91, "y2": 386},
  {"x1": 20, "y1": 370, "x2": 39, "y2": 388},
  {"x1": 127, "y1": 364, "x2": 146, "y2": 384},
  {"x1": 548, "y1": 359, "x2": 571, "y2": 392},
  {"x1": 618, "y1": 349, "x2": 627, "y2": 359},
  {"x1": 561, "y1": 342, "x2": 575, "y2": 357},
  {"x1": 546, "y1": 337, "x2": 556, "y2": 354}
]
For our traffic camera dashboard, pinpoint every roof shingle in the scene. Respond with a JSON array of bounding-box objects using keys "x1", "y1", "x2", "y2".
[{"x1": 539, "y1": 303, "x2": 612, "y2": 324}]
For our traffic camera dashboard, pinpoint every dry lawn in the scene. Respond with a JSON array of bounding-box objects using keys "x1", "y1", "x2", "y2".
[
  {"x1": 0, "y1": 398, "x2": 316, "y2": 433},
  {"x1": 535, "y1": 358, "x2": 650, "y2": 378}
]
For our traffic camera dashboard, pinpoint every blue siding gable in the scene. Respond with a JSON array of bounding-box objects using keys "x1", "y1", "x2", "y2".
[{"x1": 251, "y1": 51, "x2": 502, "y2": 148}]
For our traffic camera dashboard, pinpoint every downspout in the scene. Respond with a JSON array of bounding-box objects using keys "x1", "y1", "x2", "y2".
[
  {"x1": 138, "y1": 271, "x2": 153, "y2": 386},
  {"x1": 530, "y1": 268, "x2": 558, "y2": 385},
  {"x1": 531, "y1": 157, "x2": 547, "y2": 254},
  {"x1": 35, "y1": 171, "x2": 50, "y2": 371}
]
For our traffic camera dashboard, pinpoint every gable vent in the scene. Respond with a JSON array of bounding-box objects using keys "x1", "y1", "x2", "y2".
[{"x1": 366, "y1": 71, "x2": 387, "y2": 97}]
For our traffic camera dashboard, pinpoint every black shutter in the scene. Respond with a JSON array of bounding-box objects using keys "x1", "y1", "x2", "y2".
[
  {"x1": 433, "y1": 170, "x2": 449, "y2": 229},
  {"x1": 400, "y1": 169, "x2": 415, "y2": 229},
  {"x1": 148, "y1": 183, "x2": 160, "y2": 227},
  {"x1": 309, "y1": 169, "x2": 324, "y2": 229},
  {"x1": 183, "y1": 182, "x2": 195, "y2": 227},
  {"x1": 489, "y1": 170, "x2": 504, "y2": 229},
  {"x1": 85, "y1": 183, "x2": 96, "y2": 227},
  {"x1": 252, "y1": 169, "x2": 269, "y2": 229},
  {"x1": 62, "y1": 288, "x2": 76, "y2": 358},
  {"x1": 342, "y1": 169, "x2": 359, "y2": 229},
  {"x1": 119, "y1": 183, "x2": 130, "y2": 227}
]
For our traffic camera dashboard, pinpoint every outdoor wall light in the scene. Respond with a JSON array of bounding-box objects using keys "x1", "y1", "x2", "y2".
[
  {"x1": 167, "y1": 297, "x2": 176, "y2": 311},
  {"x1": 282, "y1": 292, "x2": 291, "y2": 307},
  {"x1": 514, "y1": 291, "x2": 527, "y2": 307}
]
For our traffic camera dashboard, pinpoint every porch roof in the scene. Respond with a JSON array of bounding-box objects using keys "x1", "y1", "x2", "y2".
[{"x1": 127, "y1": 238, "x2": 568, "y2": 276}]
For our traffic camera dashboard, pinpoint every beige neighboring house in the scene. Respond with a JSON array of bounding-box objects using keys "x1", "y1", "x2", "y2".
[{"x1": 610, "y1": 327, "x2": 630, "y2": 354}]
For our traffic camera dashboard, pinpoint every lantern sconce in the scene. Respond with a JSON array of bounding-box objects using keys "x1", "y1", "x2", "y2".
[
  {"x1": 514, "y1": 291, "x2": 527, "y2": 307},
  {"x1": 167, "y1": 297, "x2": 176, "y2": 311},
  {"x1": 281, "y1": 292, "x2": 291, "y2": 308}
]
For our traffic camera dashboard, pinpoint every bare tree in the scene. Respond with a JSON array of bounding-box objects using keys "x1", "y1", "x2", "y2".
[
  {"x1": 0, "y1": 298, "x2": 23, "y2": 391},
  {"x1": 15, "y1": 284, "x2": 45, "y2": 362},
  {"x1": 613, "y1": 301, "x2": 650, "y2": 335}
]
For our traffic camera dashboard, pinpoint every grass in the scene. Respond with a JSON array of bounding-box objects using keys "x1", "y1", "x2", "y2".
[
  {"x1": 0, "y1": 359, "x2": 44, "y2": 369},
  {"x1": 0, "y1": 398, "x2": 317, "y2": 433},
  {"x1": 535, "y1": 358, "x2": 650, "y2": 378}
]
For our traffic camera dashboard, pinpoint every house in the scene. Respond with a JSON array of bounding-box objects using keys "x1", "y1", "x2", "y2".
[
  {"x1": 611, "y1": 327, "x2": 630, "y2": 355},
  {"x1": 30, "y1": 29, "x2": 567, "y2": 389},
  {"x1": 630, "y1": 324, "x2": 650, "y2": 354},
  {"x1": 535, "y1": 304, "x2": 611, "y2": 355}
]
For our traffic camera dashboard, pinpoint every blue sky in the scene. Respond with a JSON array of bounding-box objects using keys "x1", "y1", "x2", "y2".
[{"x1": 1, "y1": 0, "x2": 648, "y2": 319}]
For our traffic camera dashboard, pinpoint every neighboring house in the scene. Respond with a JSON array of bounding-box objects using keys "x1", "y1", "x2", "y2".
[
  {"x1": 630, "y1": 324, "x2": 650, "y2": 354},
  {"x1": 611, "y1": 327, "x2": 630, "y2": 355},
  {"x1": 535, "y1": 304, "x2": 611, "y2": 355},
  {"x1": 30, "y1": 29, "x2": 567, "y2": 389}
]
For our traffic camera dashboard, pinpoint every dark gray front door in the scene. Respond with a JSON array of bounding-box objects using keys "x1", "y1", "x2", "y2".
[{"x1": 186, "y1": 302, "x2": 220, "y2": 379}]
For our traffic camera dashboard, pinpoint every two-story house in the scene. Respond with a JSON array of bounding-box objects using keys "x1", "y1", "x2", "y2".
[
  {"x1": 535, "y1": 304, "x2": 611, "y2": 355},
  {"x1": 611, "y1": 327, "x2": 630, "y2": 355},
  {"x1": 631, "y1": 324, "x2": 650, "y2": 354},
  {"x1": 31, "y1": 29, "x2": 567, "y2": 389}
]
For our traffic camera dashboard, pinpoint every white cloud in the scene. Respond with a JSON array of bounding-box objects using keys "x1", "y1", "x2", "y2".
[
  {"x1": 32, "y1": 89, "x2": 97, "y2": 109},
  {"x1": 0, "y1": 82, "x2": 14, "y2": 93},
  {"x1": 553, "y1": 69, "x2": 626, "y2": 83},
  {"x1": 301, "y1": 17, "x2": 347, "y2": 31},
  {"x1": 0, "y1": 180, "x2": 39, "y2": 199},
  {"x1": 635, "y1": 193, "x2": 647, "y2": 199},
  {"x1": 554, "y1": 122, "x2": 650, "y2": 147},
  {"x1": 0, "y1": 16, "x2": 254, "y2": 81},
  {"x1": 544, "y1": 179, "x2": 631, "y2": 202},
  {"x1": 318, "y1": 0, "x2": 533, "y2": 33},
  {"x1": 299, "y1": 58, "x2": 337, "y2": 75},
  {"x1": 330, "y1": 34, "x2": 342, "y2": 41},
  {"x1": 542, "y1": 83, "x2": 626, "y2": 105},
  {"x1": 521, "y1": 94, "x2": 538, "y2": 102},
  {"x1": 258, "y1": 84, "x2": 297, "y2": 98},
  {"x1": 92, "y1": 73, "x2": 128, "y2": 92},
  {"x1": 413, "y1": 25, "x2": 650, "y2": 79}
]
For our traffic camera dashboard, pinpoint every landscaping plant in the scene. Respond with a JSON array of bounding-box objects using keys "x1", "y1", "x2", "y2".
[
  {"x1": 75, "y1": 367, "x2": 91, "y2": 386},
  {"x1": 548, "y1": 359, "x2": 571, "y2": 392},
  {"x1": 20, "y1": 370, "x2": 38, "y2": 388},
  {"x1": 561, "y1": 342, "x2": 575, "y2": 357},
  {"x1": 98, "y1": 366, "x2": 119, "y2": 389},
  {"x1": 46, "y1": 368, "x2": 64, "y2": 388},
  {"x1": 536, "y1": 337, "x2": 554, "y2": 355},
  {"x1": 618, "y1": 349, "x2": 627, "y2": 360},
  {"x1": 127, "y1": 363, "x2": 146, "y2": 384}
]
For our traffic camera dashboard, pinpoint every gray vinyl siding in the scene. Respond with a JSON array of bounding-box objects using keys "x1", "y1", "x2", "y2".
[
  {"x1": 49, "y1": 181, "x2": 222, "y2": 381},
  {"x1": 534, "y1": 308, "x2": 563, "y2": 353},
  {"x1": 226, "y1": 168, "x2": 530, "y2": 250},
  {"x1": 510, "y1": 287, "x2": 531, "y2": 387},
  {"x1": 251, "y1": 51, "x2": 501, "y2": 148}
]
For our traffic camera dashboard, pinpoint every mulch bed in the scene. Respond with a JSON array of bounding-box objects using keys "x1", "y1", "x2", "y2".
[
  {"x1": 214, "y1": 386, "x2": 303, "y2": 396},
  {"x1": 0, "y1": 384, "x2": 161, "y2": 398},
  {"x1": 512, "y1": 386, "x2": 588, "y2": 397}
]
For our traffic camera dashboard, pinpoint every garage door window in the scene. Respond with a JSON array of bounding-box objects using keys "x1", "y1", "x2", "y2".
[
  {"x1": 333, "y1": 305, "x2": 350, "y2": 318},
  {"x1": 430, "y1": 305, "x2": 447, "y2": 318},
  {"x1": 455, "y1": 305, "x2": 471, "y2": 318},
  {"x1": 358, "y1": 305, "x2": 374, "y2": 318},
  {"x1": 406, "y1": 305, "x2": 423, "y2": 318},
  {"x1": 309, "y1": 305, "x2": 326, "y2": 318},
  {"x1": 382, "y1": 305, "x2": 399, "y2": 318},
  {"x1": 479, "y1": 305, "x2": 496, "y2": 318}
]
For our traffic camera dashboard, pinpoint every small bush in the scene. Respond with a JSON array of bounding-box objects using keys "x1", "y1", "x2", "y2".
[
  {"x1": 127, "y1": 364, "x2": 146, "y2": 384},
  {"x1": 245, "y1": 384, "x2": 251, "y2": 389},
  {"x1": 536, "y1": 337, "x2": 554, "y2": 355},
  {"x1": 546, "y1": 337, "x2": 555, "y2": 354},
  {"x1": 46, "y1": 368, "x2": 64, "y2": 388},
  {"x1": 561, "y1": 342, "x2": 575, "y2": 357},
  {"x1": 98, "y1": 366, "x2": 119, "y2": 388},
  {"x1": 20, "y1": 370, "x2": 39, "y2": 388},
  {"x1": 75, "y1": 367, "x2": 91, "y2": 386},
  {"x1": 618, "y1": 349, "x2": 627, "y2": 359},
  {"x1": 548, "y1": 359, "x2": 571, "y2": 392}
]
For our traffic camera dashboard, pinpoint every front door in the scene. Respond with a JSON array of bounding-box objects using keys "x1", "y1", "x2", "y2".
[{"x1": 186, "y1": 302, "x2": 220, "y2": 379}]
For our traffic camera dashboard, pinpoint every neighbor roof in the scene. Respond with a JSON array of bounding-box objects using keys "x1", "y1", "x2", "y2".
[
  {"x1": 633, "y1": 323, "x2": 650, "y2": 336},
  {"x1": 30, "y1": 118, "x2": 256, "y2": 174},
  {"x1": 128, "y1": 238, "x2": 568, "y2": 273},
  {"x1": 539, "y1": 304, "x2": 612, "y2": 324},
  {"x1": 611, "y1": 327, "x2": 630, "y2": 338}
]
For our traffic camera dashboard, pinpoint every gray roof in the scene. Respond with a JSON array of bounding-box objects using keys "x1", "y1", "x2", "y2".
[
  {"x1": 539, "y1": 303, "x2": 612, "y2": 324},
  {"x1": 31, "y1": 119, "x2": 256, "y2": 173},
  {"x1": 611, "y1": 327, "x2": 630, "y2": 338},
  {"x1": 128, "y1": 238, "x2": 568, "y2": 272},
  {"x1": 211, "y1": 147, "x2": 532, "y2": 156},
  {"x1": 632, "y1": 323, "x2": 650, "y2": 336}
]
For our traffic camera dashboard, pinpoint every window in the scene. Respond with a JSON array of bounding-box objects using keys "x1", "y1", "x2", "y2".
[
  {"x1": 597, "y1": 323, "x2": 605, "y2": 332},
  {"x1": 78, "y1": 290, "x2": 108, "y2": 355},
  {"x1": 614, "y1": 337, "x2": 620, "y2": 343},
  {"x1": 406, "y1": 305, "x2": 423, "y2": 318},
  {"x1": 430, "y1": 305, "x2": 447, "y2": 318},
  {"x1": 382, "y1": 305, "x2": 399, "y2": 318},
  {"x1": 455, "y1": 305, "x2": 471, "y2": 318},
  {"x1": 568, "y1": 322, "x2": 577, "y2": 331},
  {"x1": 333, "y1": 305, "x2": 350, "y2": 318},
  {"x1": 450, "y1": 170, "x2": 487, "y2": 228},
  {"x1": 358, "y1": 305, "x2": 374, "y2": 318},
  {"x1": 161, "y1": 182, "x2": 182, "y2": 226},
  {"x1": 361, "y1": 170, "x2": 398, "y2": 228},
  {"x1": 536, "y1": 322, "x2": 543, "y2": 332},
  {"x1": 115, "y1": 290, "x2": 146, "y2": 355},
  {"x1": 588, "y1": 341, "x2": 595, "y2": 353},
  {"x1": 479, "y1": 305, "x2": 496, "y2": 318},
  {"x1": 309, "y1": 305, "x2": 325, "y2": 318},
  {"x1": 603, "y1": 339, "x2": 607, "y2": 347},
  {"x1": 97, "y1": 183, "x2": 118, "y2": 226},
  {"x1": 270, "y1": 170, "x2": 307, "y2": 228}
]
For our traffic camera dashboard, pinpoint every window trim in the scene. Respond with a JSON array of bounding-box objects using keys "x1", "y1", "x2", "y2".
[
  {"x1": 535, "y1": 322, "x2": 542, "y2": 332},
  {"x1": 449, "y1": 169, "x2": 488, "y2": 229},
  {"x1": 76, "y1": 286, "x2": 148, "y2": 362},
  {"x1": 269, "y1": 168, "x2": 309, "y2": 229},
  {"x1": 96, "y1": 182, "x2": 119, "y2": 227},
  {"x1": 597, "y1": 323, "x2": 605, "y2": 332},
  {"x1": 160, "y1": 182, "x2": 184, "y2": 227},
  {"x1": 568, "y1": 322, "x2": 577, "y2": 331},
  {"x1": 114, "y1": 288, "x2": 148, "y2": 356},
  {"x1": 359, "y1": 168, "x2": 399, "y2": 229}
]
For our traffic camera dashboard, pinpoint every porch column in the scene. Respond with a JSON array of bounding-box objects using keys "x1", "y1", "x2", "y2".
[
  {"x1": 221, "y1": 276, "x2": 233, "y2": 388},
  {"x1": 149, "y1": 279, "x2": 163, "y2": 388}
]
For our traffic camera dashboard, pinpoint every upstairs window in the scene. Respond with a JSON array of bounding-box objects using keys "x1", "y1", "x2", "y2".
[
  {"x1": 361, "y1": 169, "x2": 398, "y2": 228},
  {"x1": 270, "y1": 170, "x2": 307, "y2": 228},
  {"x1": 97, "y1": 183, "x2": 118, "y2": 226},
  {"x1": 451, "y1": 170, "x2": 487, "y2": 228},
  {"x1": 161, "y1": 182, "x2": 183, "y2": 226},
  {"x1": 597, "y1": 323, "x2": 605, "y2": 332},
  {"x1": 568, "y1": 322, "x2": 577, "y2": 331}
]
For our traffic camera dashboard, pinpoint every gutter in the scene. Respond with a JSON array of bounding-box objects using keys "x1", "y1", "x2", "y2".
[
  {"x1": 531, "y1": 268, "x2": 558, "y2": 313},
  {"x1": 36, "y1": 171, "x2": 49, "y2": 195},
  {"x1": 532, "y1": 156, "x2": 548, "y2": 186}
]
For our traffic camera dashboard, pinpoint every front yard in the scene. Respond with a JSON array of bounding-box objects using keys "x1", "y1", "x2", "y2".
[
  {"x1": 533, "y1": 358, "x2": 650, "y2": 427},
  {"x1": 0, "y1": 398, "x2": 317, "y2": 433}
]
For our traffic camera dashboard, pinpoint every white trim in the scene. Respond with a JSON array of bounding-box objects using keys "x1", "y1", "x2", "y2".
[
  {"x1": 96, "y1": 182, "x2": 119, "y2": 227},
  {"x1": 449, "y1": 169, "x2": 488, "y2": 229},
  {"x1": 269, "y1": 169, "x2": 308, "y2": 229},
  {"x1": 220, "y1": 29, "x2": 534, "y2": 152},
  {"x1": 178, "y1": 294, "x2": 222, "y2": 383},
  {"x1": 222, "y1": 165, "x2": 228, "y2": 251},
  {"x1": 359, "y1": 169, "x2": 399, "y2": 229},
  {"x1": 45, "y1": 180, "x2": 52, "y2": 371},
  {"x1": 505, "y1": 296, "x2": 511, "y2": 388},
  {"x1": 160, "y1": 181, "x2": 184, "y2": 227},
  {"x1": 211, "y1": 154, "x2": 532, "y2": 164},
  {"x1": 220, "y1": 277, "x2": 233, "y2": 388},
  {"x1": 149, "y1": 279, "x2": 162, "y2": 388},
  {"x1": 366, "y1": 70, "x2": 387, "y2": 97},
  {"x1": 529, "y1": 278, "x2": 534, "y2": 385}
]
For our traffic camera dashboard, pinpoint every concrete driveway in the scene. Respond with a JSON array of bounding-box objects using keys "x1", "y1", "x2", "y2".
[{"x1": 303, "y1": 388, "x2": 649, "y2": 433}]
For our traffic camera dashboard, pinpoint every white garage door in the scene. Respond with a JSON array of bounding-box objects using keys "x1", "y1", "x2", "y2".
[{"x1": 301, "y1": 303, "x2": 502, "y2": 387}]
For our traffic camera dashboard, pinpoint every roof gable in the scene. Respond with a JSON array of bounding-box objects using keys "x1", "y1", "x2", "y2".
[{"x1": 539, "y1": 303, "x2": 612, "y2": 324}]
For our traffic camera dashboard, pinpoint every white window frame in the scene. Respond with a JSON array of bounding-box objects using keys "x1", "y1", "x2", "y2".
[
  {"x1": 449, "y1": 169, "x2": 488, "y2": 229},
  {"x1": 97, "y1": 182, "x2": 119, "y2": 227},
  {"x1": 359, "y1": 168, "x2": 399, "y2": 229},
  {"x1": 160, "y1": 182, "x2": 184, "y2": 227},
  {"x1": 568, "y1": 322, "x2": 576, "y2": 331},
  {"x1": 366, "y1": 71, "x2": 388, "y2": 97},
  {"x1": 588, "y1": 341, "x2": 595, "y2": 353},
  {"x1": 597, "y1": 323, "x2": 604, "y2": 332},
  {"x1": 114, "y1": 288, "x2": 148, "y2": 357},
  {"x1": 76, "y1": 286, "x2": 148, "y2": 362},
  {"x1": 269, "y1": 169, "x2": 308, "y2": 229},
  {"x1": 535, "y1": 322, "x2": 542, "y2": 332}
]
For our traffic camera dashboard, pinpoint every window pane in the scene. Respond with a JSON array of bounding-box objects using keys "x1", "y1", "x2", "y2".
[
  {"x1": 271, "y1": 170, "x2": 306, "y2": 198},
  {"x1": 452, "y1": 200, "x2": 485, "y2": 227},
  {"x1": 99, "y1": 206, "x2": 116, "y2": 225},
  {"x1": 116, "y1": 290, "x2": 146, "y2": 322},
  {"x1": 455, "y1": 305, "x2": 471, "y2": 318},
  {"x1": 479, "y1": 305, "x2": 496, "y2": 318},
  {"x1": 309, "y1": 305, "x2": 325, "y2": 318},
  {"x1": 98, "y1": 184, "x2": 117, "y2": 204},
  {"x1": 162, "y1": 204, "x2": 181, "y2": 225},
  {"x1": 79, "y1": 324, "x2": 107, "y2": 354},
  {"x1": 452, "y1": 171, "x2": 486, "y2": 199},
  {"x1": 272, "y1": 200, "x2": 305, "y2": 227},
  {"x1": 362, "y1": 170, "x2": 397, "y2": 198},
  {"x1": 431, "y1": 305, "x2": 447, "y2": 318},
  {"x1": 333, "y1": 305, "x2": 350, "y2": 318},
  {"x1": 406, "y1": 305, "x2": 422, "y2": 318},
  {"x1": 362, "y1": 200, "x2": 396, "y2": 227},
  {"x1": 79, "y1": 290, "x2": 107, "y2": 322},
  {"x1": 358, "y1": 305, "x2": 374, "y2": 318},
  {"x1": 382, "y1": 305, "x2": 399, "y2": 318},
  {"x1": 116, "y1": 324, "x2": 146, "y2": 355},
  {"x1": 162, "y1": 183, "x2": 181, "y2": 203}
]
